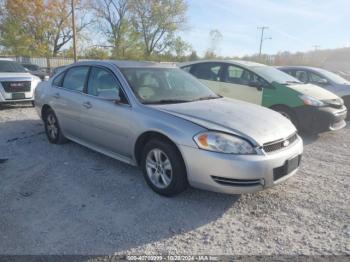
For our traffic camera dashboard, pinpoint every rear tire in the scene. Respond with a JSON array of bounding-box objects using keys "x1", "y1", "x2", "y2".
[
  {"x1": 43, "y1": 108, "x2": 68, "y2": 144},
  {"x1": 271, "y1": 105, "x2": 299, "y2": 129},
  {"x1": 141, "y1": 139, "x2": 188, "y2": 197}
]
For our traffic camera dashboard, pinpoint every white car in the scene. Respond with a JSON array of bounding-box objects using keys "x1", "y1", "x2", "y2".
[{"x1": 0, "y1": 59, "x2": 41, "y2": 105}]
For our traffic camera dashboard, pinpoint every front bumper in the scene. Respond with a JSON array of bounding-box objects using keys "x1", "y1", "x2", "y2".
[
  {"x1": 295, "y1": 105, "x2": 347, "y2": 132},
  {"x1": 178, "y1": 136, "x2": 303, "y2": 194},
  {"x1": 0, "y1": 88, "x2": 34, "y2": 103}
]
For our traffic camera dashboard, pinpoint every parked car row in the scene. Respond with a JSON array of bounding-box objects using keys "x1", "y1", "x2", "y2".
[
  {"x1": 278, "y1": 66, "x2": 350, "y2": 119},
  {"x1": 180, "y1": 60, "x2": 348, "y2": 130},
  {"x1": 1, "y1": 58, "x2": 348, "y2": 196}
]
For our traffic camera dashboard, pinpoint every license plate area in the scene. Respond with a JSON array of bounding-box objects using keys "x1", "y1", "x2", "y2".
[
  {"x1": 12, "y1": 93, "x2": 25, "y2": 100},
  {"x1": 273, "y1": 155, "x2": 301, "y2": 181}
]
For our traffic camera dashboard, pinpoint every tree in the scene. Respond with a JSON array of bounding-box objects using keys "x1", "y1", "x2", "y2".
[
  {"x1": 83, "y1": 47, "x2": 109, "y2": 59},
  {"x1": 171, "y1": 36, "x2": 191, "y2": 58},
  {"x1": 128, "y1": 0, "x2": 187, "y2": 57},
  {"x1": 0, "y1": 0, "x2": 91, "y2": 57},
  {"x1": 92, "y1": 0, "x2": 137, "y2": 58},
  {"x1": 204, "y1": 29, "x2": 223, "y2": 58}
]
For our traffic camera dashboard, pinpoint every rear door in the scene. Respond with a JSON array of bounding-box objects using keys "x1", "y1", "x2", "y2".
[
  {"x1": 49, "y1": 66, "x2": 89, "y2": 138},
  {"x1": 190, "y1": 62, "x2": 224, "y2": 93},
  {"x1": 220, "y1": 64, "x2": 264, "y2": 105}
]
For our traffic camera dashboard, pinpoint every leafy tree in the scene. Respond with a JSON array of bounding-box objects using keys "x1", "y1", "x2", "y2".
[
  {"x1": 204, "y1": 29, "x2": 223, "y2": 58},
  {"x1": 92, "y1": 0, "x2": 139, "y2": 58},
  {"x1": 0, "y1": 0, "x2": 91, "y2": 57},
  {"x1": 83, "y1": 47, "x2": 109, "y2": 59},
  {"x1": 128, "y1": 0, "x2": 187, "y2": 57}
]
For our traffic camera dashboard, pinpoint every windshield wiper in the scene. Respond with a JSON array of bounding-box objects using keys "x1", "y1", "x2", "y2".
[
  {"x1": 144, "y1": 99, "x2": 192, "y2": 104},
  {"x1": 193, "y1": 95, "x2": 222, "y2": 101},
  {"x1": 285, "y1": 81, "x2": 301, "y2": 84}
]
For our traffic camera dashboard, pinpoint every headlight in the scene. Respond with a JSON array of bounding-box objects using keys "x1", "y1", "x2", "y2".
[
  {"x1": 32, "y1": 76, "x2": 41, "y2": 88},
  {"x1": 299, "y1": 94, "x2": 324, "y2": 107},
  {"x1": 193, "y1": 132, "x2": 256, "y2": 154}
]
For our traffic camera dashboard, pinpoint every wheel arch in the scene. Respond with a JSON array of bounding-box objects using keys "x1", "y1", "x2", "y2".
[
  {"x1": 134, "y1": 131, "x2": 184, "y2": 167},
  {"x1": 269, "y1": 104, "x2": 299, "y2": 127}
]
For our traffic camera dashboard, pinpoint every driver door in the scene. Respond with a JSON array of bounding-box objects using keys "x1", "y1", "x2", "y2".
[{"x1": 220, "y1": 64, "x2": 263, "y2": 105}]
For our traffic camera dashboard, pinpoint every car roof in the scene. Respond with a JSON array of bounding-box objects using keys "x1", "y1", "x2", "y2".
[
  {"x1": 278, "y1": 65, "x2": 325, "y2": 72},
  {"x1": 179, "y1": 59, "x2": 267, "y2": 69},
  {"x1": 0, "y1": 58, "x2": 14, "y2": 61},
  {"x1": 72, "y1": 60, "x2": 177, "y2": 69}
]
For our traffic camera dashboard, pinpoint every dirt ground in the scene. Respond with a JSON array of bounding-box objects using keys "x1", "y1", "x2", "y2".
[{"x1": 0, "y1": 104, "x2": 349, "y2": 255}]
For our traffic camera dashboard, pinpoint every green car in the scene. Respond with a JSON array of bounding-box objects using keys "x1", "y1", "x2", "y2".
[{"x1": 180, "y1": 60, "x2": 347, "y2": 133}]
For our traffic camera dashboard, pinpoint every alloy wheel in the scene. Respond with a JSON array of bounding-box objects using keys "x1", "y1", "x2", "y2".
[
  {"x1": 145, "y1": 148, "x2": 173, "y2": 189},
  {"x1": 46, "y1": 114, "x2": 58, "y2": 140}
]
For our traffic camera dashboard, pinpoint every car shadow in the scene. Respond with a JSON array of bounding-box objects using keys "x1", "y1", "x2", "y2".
[
  {"x1": 0, "y1": 103, "x2": 33, "y2": 110},
  {"x1": 299, "y1": 131, "x2": 319, "y2": 146},
  {"x1": 0, "y1": 119, "x2": 240, "y2": 254}
]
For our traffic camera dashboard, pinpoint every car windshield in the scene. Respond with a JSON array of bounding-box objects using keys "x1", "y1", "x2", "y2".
[
  {"x1": 0, "y1": 61, "x2": 27, "y2": 73},
  {"x1": 23, "y1": 64, "x2": 40, "y2": 71},
  {"x1": 252, "y1": 66, "x2": 301, "y2": 84},
  {"x1": 121, "y1": 67, "x2": 220, "y2": 104},
  {"x1": 316, "y1": 69, "x2": 350, "y2": 85}
]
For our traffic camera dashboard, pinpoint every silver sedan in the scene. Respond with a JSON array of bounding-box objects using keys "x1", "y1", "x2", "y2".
[{"x1": 35, "y1": 61, "x2": 303, "y2": 196}]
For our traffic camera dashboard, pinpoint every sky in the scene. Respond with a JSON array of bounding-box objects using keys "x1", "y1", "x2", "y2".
[{"x1": 180, "y1": 0, "x2": 350, "y2": 57}]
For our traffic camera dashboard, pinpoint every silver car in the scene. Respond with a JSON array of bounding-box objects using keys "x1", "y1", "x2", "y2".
[{"x1": 35, "y1": 61, "x2": 303, "y2": 196}]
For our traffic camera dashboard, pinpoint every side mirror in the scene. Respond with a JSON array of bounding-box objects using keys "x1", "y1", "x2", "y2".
[
  {"x1": 248, "y1": 81, "x2": 263, "y2": 91},
  {"x1": 98, "y1": 90, "x2": 121, "y2": 103},
  {"x1": 317, "y1": 78, "x2": 328, "y2": 85}
]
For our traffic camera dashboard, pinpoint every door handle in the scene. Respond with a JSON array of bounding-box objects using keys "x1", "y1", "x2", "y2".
[
  {"x1": 53, "y1": 93, "x2": 60, "y2": 99},
  {"x1": 82, "y1": 101, "x2": 92, "y2": 109}
]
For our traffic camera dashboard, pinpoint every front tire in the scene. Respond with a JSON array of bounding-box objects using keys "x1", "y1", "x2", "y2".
[
  {"x1": 342, "y1": 96, "x2": 350, "y2": 120},
  {"x1": 141, "y1": 139, "x2": 188, "y2": 197},
  {"x1": 44, "y1": 108, "x2": 68, "y2": 144}
]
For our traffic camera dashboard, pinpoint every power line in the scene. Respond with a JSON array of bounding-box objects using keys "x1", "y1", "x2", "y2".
[{"x1": 258, "y1": 26, "x2": 269, "y2": 56}]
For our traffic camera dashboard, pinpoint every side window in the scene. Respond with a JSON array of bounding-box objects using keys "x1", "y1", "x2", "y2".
[
  {"x1": 52, "y1": 72, "x2": 65, "y2": 87},
  {"x1": 181, "y1": 65, "x2": 192, "y2": 73},
  {"x1": 87, "y1": 67, "x2": 127, "y2": 103},
  {"x1": 295, "y1": 70, "x2": 308, "y2": 83},
  {"x1": 225, "y1": 65, "x2": 261, "y2": 86},
  {"x1": 62, "y1": 67, "x2": 89, "y2": 92},
  {"x1": 309, "y1": 72, "x2": 323, "y2": 82},
  {"x1": 192, "y1": 63, "x2": 222, "y2": 81}
]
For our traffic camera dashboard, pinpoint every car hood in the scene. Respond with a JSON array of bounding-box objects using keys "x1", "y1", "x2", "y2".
[
  {"x1": 0, "y1": 72, "x2": 35, "y2": 81},
  {"x1": 287, "y1": 83, "x2": 340, "y2": 100},
  {"x1": 152, "y1": 98, "x2": 297, "y2": 146}
]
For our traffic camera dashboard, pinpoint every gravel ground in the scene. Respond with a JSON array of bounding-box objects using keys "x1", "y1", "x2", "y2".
[{"x1": 0, "y1": 104, "x2": 349, "y2": 256}]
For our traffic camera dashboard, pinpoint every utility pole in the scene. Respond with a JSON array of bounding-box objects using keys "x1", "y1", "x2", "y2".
[
  {"x1": 71, "y1": 0, "x2": 77, "y2": 62},
  {"x1": 312, "y1": 45, "x2": 320, "y2": 51},
  {"x1": 258, "y1": 26, "x2": 269, "y2": 56}
]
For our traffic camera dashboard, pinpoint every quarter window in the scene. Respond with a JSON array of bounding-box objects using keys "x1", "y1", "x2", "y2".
[
  {"x1": 52, "y1": 72, "x2": 65, "y2": 87},
  {"x1": 62, "y1": 66, "x2": 89, "y2": 92}
]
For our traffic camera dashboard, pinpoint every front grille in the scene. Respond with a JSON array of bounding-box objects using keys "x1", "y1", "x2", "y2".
[
  {"x1": 211, "y1": 176, "x2": 262, "y2": 187},
  {"x1": 263, "y1": 133, "x2": 298, "y2": 153},
  {"x1": 1, "y1": 81, "x2": 31, "y2": 93}
]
